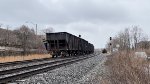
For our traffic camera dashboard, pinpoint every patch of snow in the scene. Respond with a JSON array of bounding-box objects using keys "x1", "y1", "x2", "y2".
[{"x1": 135, "y1": 52, "x2": 147, "y2": 59}]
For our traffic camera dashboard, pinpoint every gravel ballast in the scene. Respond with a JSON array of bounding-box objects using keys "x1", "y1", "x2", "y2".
[{"x1": 16, "y1": 54, "x2": 107, "y2": 84}]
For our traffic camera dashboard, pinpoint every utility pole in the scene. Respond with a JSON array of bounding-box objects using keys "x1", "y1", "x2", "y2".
[
  {"x1": 7, "y1": 25, "x2": 9, "y2": 46},
  {"x1": 35, "y1": 24, "x2": 38, "y2": 49},
  {"x1": 35, "y1": 24, "x2": 37, "y2": 36}
]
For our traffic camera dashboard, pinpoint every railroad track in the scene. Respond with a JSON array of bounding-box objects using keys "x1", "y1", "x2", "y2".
[
  {"x1": 0, "y1": 56, "x2": 78, "y2": 72},
  {"x1": 0, "y1": 55, "x2": 90, "y2": 68},
  {"x1": 0, "y1": 53, "x2": 98, "y2": 83},
  {"x1": 0, "y1": 57, "x2": 79, "y2": 76},
  {"x1": 0, "y1": 57, "x2": 60, "y2": 67}
]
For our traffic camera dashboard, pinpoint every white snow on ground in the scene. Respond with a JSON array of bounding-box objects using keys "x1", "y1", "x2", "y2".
[
  {"x1": 15, "y1": 53, "x2": 107, "y2": 84},
  {"x1": 135, "y1": 52, "x2": 147, "y2": 59}
]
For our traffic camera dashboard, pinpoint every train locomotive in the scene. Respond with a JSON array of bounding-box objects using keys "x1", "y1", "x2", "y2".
[{"x1": 44, "y1": 32, "x2": 94, "y2": 58}]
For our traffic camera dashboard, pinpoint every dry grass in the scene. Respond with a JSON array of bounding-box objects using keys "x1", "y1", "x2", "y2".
[
  {"x1": 145, "y1": 49, "x2": 150, "y2": 56},
  {"x1": 103, "y1": 51, "x2": 150, "y2": 84},
  {"x1": 0, "y1": 54, "x2": 51, "y2": 63}
]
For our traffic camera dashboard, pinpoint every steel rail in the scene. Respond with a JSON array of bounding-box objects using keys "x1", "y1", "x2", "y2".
[{"x1": 0, "y1": 54, "x2": 96, "y2": 83}]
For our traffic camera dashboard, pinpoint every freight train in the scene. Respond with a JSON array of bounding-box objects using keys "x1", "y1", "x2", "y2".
[{"x1": 43, "y1": 32, "x2": 94, "y2": 58}]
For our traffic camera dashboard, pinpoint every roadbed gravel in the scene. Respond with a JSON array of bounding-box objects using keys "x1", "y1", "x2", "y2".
[{"x1": 13, "y1": 53, "x2": 107, "y2": 84}]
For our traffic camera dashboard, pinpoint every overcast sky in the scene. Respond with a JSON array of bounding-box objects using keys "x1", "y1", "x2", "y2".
[{"x1": 0, "y1": 0, "x2": 150, "y2": 48}]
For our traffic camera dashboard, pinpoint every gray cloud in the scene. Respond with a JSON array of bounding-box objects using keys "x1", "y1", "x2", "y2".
[{"x1": 0, "y1": 0, "x2": 150, "y2": 48}]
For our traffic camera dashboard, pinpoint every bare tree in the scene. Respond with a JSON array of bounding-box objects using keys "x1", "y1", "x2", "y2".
[
  {"x1": 137, "y1": 35, "x2": 149, "y2": 49},
  {"x1": 131, "y1": 26, "x2": 142, "y2": 50},
  {"x1": 6, "y1": 25, "x2": 10, "y2": 46},
  {"x1": 0, "y1": 26, "x2": 17, "y2": 47},
  {"x1": 14, "y1": 25, "x2": 36, "y2": 55},
  {"x1": 108, "y1": 26, "x2": 147, "y2": 51},
  {"x1": 124, "y1": 28, "x2": 131, "y2": 51},
  {"x1": 110, "y1": 28, "x2": 131, "y2": 51},
  {"x1": 42, "y1": 27, "x2": 54, "y2": 34}
]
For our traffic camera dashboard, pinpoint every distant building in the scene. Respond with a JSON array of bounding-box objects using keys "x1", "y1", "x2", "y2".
[{"x1": 137, "y1": 41, "x2": 150, "y2": 49}]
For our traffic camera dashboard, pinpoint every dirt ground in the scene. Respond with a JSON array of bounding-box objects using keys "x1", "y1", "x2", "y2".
[{"x1": 0, "y1": 54, "x2": 51, "y2": 63}]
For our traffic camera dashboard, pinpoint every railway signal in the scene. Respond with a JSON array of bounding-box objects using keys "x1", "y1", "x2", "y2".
[
  {"x1": 109, "y1": 37, "x2": 112, "y2": 53},
  {"x1": 110, "y1": 37, "x2": 112, "y2": 40}
]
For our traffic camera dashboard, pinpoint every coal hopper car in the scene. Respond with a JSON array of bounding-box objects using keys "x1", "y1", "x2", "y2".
[{"x1": 44, "y1": 32, "x2": 94, "y2": 58}]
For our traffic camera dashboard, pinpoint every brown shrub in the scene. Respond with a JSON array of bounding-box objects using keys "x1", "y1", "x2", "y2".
[{"x1": 104, "y1": 51, "x2": 150, "y2": 84}]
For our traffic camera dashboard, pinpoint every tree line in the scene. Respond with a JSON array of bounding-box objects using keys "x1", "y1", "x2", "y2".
[
  {"x1": 0, "y1": 25, "x2": 53, "y2": 56},
  {"x1": 106, "y1": 26, "x2": 149, "y2": 51}
]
